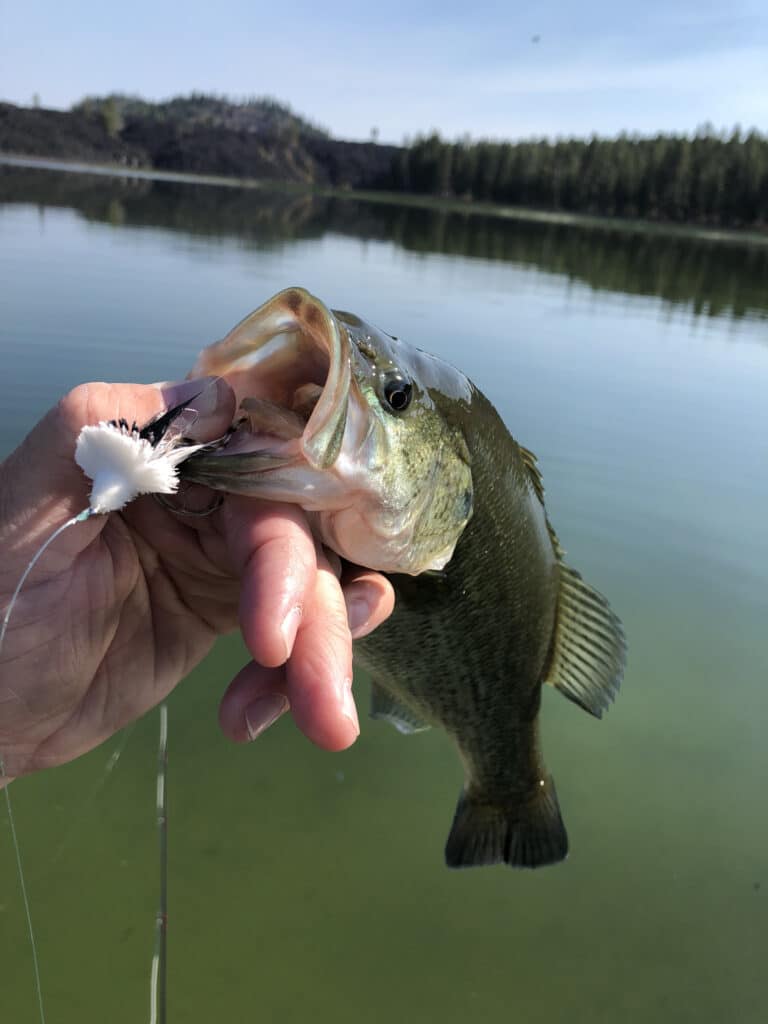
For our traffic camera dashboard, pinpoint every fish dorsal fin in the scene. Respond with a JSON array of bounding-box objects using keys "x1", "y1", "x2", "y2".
[
  {"x1": 545, "y1": 547, "x2": 627, "y2": 719},
  {"x1": 369, "y1": 683, "x2": 431, "y2": 735},
  {"x1": 519, "y1": 445, "x2": 545, "y2": 505}
]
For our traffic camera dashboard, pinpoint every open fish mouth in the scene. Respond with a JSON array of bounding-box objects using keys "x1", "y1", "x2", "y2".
[
  {"x1": 182, "y1": 287, "x2": 473, "y2": 575},
  {"x1": 189, "y1": 287, "x2": 352, "y2": 472}
]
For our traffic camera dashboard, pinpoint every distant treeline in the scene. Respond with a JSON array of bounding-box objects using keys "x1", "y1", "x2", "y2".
[
  {"x1": 392, "y1": 131, "x2": 768, "y2": 227},
  {"x1": 2, "y1": 94, "x2": 768, "y2": 229}
]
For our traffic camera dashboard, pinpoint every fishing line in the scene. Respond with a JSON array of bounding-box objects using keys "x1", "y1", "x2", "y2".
[
  {"x1": 0, "y1": 507, "x2": 92, "y2": 654},
  {"x1": 2, "y1": 777, "x2": 47, "y2": 1024},
  {"x1": 150, "y1": 702, "x2": 169, "y2": 1024},
  {"x1": 0, "y1": 508, "x2": 91, "y2": 1024},
  {"x1": 1, "y1": 507, "x2": 162, "y2": 1024},
  {"x1": 0, "y1": 397, "x2": 217, "y2": 1024},
  {"x1": 47, "y1": 722, "x2": 137, "y2": 869}
]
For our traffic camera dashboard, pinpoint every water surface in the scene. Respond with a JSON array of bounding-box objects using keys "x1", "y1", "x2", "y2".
[{"x1": 1, "y1": 168, "x2": 766, "y2": 1024}]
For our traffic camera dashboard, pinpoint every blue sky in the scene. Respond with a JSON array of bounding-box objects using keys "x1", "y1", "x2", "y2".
[{"x1": 2, "y1": 0, "x2": 766, "y2": 142}]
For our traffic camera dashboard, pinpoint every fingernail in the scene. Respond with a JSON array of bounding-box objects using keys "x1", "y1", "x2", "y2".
[
  {"x1": 345, "y1": 591, "x2": 373, "y2": 639},
  {"x1": 245, "y1": 693, "x2": 290, "y2": 741},
  {"x1": 155, "y1": 376, "x2": 221, "y2": 418},
  {"x1": 336, "y1": 677, "x2": 360, "y2": 736},
  {"x1": 280, "y1": 606, "x2": 302, "y2": 661}
]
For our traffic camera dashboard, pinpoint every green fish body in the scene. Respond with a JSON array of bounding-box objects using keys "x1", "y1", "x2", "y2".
[{"x1": 182, "y1": 288, "x2": 626, "y2": 868}]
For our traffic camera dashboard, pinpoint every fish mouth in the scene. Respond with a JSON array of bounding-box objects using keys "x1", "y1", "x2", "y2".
[{"x1": 189, "y1": 287, "x2": 352, "y2": 471}]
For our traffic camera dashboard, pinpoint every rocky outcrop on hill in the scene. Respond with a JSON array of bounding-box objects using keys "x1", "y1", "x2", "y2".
[{"x1": 0, "y1": 95, "x2": 398, "y2": 189}]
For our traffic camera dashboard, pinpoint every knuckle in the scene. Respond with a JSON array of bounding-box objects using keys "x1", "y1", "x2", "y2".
[{"x1": 57, "y1": 382, "x2": 111, "y2": 431}]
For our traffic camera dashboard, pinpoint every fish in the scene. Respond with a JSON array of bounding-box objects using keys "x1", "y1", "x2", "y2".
[{"x1": 181, "y1": 287, "x2": 626, "y2": 869}]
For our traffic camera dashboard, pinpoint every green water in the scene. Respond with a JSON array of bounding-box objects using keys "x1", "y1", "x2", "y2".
[{"x1": 1, "y1": 167, "x2": 766, "y2": 1023}]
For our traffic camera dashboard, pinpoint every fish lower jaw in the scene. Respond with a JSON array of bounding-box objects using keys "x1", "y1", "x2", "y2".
[{"x1": 315, "y1": 508, "x2": 445, "y2": 575}]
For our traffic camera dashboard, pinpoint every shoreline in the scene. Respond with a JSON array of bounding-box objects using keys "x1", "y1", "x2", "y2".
[{"x1": 3, "y1": 152, "x2": 767, "y2": 248}]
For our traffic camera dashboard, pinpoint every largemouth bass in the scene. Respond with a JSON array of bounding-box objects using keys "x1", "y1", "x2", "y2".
[{"x1": 181, "y1": 287, "x2": 626, "y2": 869}]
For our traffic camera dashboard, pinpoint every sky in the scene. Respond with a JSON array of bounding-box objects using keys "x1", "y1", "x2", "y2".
[{"x1": 2, "y1": 0, "x2": 767, "y2": 143}]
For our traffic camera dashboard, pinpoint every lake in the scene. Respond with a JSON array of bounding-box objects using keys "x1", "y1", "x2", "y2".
[{"x1": 1, "y1": 165, "x2": 767, "y2": 1023}]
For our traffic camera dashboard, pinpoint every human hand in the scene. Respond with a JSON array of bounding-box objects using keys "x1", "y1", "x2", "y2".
[{"x1": 0, "y1": 378, "x2": 394, "y2": 783}]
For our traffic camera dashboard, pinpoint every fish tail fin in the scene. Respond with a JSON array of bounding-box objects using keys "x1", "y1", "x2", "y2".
[{"x1": 444, "y1": 778, "x2": 568, "y2": 869}]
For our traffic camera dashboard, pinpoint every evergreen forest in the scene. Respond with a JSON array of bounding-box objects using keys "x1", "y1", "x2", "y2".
[{"x1": 392, "y1": 130, "x2": 768, "y2": 227}]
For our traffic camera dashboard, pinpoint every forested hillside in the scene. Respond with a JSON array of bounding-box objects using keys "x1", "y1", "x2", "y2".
[
  {"x1": 1, "y1": 94, "x2": 766, "y2": 229},
  {"x1": 0, "y1": 94, "x2": 396, "y2": 188}
]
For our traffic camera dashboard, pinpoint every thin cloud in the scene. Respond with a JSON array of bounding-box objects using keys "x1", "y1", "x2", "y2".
[{"x1": 470, "y1": 45, "x2": 768, "y2": 98}]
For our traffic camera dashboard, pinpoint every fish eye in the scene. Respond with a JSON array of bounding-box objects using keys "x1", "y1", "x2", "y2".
[{"x1": 382, "y1": 374, "x2": 413, "y2": 413}]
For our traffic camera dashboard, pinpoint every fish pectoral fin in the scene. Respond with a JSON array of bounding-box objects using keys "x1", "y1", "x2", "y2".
[
  {"x1": 545, "y1": 561, "x2": 627, "y2": 719},
  {"x1": 444, "y1": 777, "x2": 568, "y2": 869},
  {"x1": 422, "y1": 568, "x2": 448, "y2": 580},
  {"x1": 369, "y1": 684, "x2": 431, "y2": 735}
]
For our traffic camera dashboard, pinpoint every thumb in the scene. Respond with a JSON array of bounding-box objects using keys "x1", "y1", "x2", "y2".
[{"x1": 0, "y1": 377, "x2": 235, "y2": 544}]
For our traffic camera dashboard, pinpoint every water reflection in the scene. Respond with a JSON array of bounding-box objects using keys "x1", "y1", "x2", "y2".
[
  {"x1": 2, "y1": 166, "x2": 767, "y2": 323},
  {"x1": 2, "y1": 164, "x2": 767, "y2": 1024}
]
